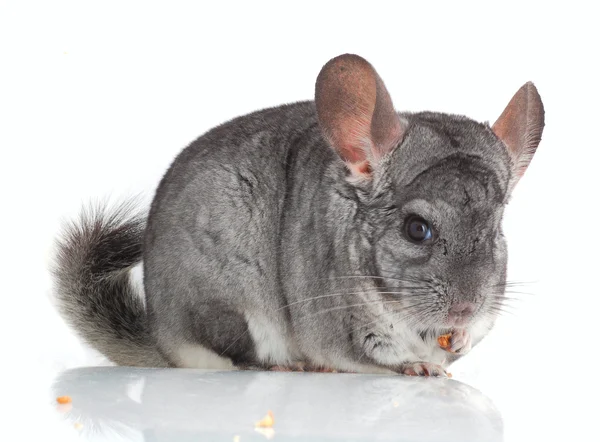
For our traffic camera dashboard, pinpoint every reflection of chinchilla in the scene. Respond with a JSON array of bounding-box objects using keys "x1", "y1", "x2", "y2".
[
  {"x1": 52, "y1": 367, "x2": 502, "y2": 441},
  {"x1": 52, "y1": 54, "x2": 544, "y2": 375}
]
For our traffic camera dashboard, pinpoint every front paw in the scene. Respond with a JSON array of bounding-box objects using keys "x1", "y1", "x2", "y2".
[
  {"x1": 398, "y1": 362, "x2": 449, "y2": 377},
  {"x1": 438, "y1": 329, "x2": 472, "y2": 354}
]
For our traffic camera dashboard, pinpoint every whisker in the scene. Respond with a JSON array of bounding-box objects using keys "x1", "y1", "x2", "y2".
[
  {"x1": 296, "y1": 298, "x2": 422, "y2": 321},
  {"x1": 313, "y1": 274, "x2": 427, "y2": 285},
  {"x1": 276, "y1": 288, "x2": 432, "y2": 311},
  {"x1": 326, "y1": 300, "x2": 435, "y2": 342},
  {"x1": 485, "y1": 305, "x2": 516, "y2": 316},
  {"x1": 219, "y1": 329, "x2": 250, "y2": 358},
  {"x1": 489, "y1": 280, "x2": 537, "y2": 288},
  {"x1": 487, "y1": 304, "x2": 517, "y2": 313},
  {"x1": 504, "y1": 290, "x2": 536, "y2": 296},
  {"x1": 487, "y1": 295, "x2": 522, "y2": 303},
  {"x1": 487, "y1": 290, "x2": 536, "y2": 299}
]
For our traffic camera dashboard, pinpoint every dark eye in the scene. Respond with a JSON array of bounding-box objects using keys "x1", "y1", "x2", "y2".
[{"x1": 405, "y1": 215, "x2": 433, "y2": 243}]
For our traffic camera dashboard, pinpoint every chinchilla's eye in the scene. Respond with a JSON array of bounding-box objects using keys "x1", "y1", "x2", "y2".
[{"x1": 404, "y1": 215, "x2": 432, "y2": 243}]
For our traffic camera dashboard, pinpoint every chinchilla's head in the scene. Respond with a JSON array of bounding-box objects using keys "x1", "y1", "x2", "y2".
[{"x1": 315, "y1": 54, "x2": 544, "y2": 330}]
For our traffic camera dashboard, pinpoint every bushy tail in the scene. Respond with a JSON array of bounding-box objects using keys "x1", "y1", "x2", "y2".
[{"x1": 52, "y1": 201, "x2": 169, "y2": 367}]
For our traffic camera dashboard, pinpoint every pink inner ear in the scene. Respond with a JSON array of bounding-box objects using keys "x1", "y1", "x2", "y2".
[
  {"x1": 315, "y1": 54, "x2": 404, "y2": 175},
  {"x1": 492, "y1": 82, "x2": 545, "y2": 182},
  {"x1": 333, "y1": 113, "x2": 373, "y2": 164},
  {"x1": 493, "y1": 107, "x2": 524, "y2": 174},
  {"x1": 347, "y1": 160, "x2": 372, "y2": 177}
]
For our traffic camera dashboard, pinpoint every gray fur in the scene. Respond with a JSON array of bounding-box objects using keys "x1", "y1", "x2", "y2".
[
  {"x1": 53, "y1": 54, "x2": 544, "y2": 373},
  {"x1": 52, "y1": 202, "x2": 170, "y2": 367}
]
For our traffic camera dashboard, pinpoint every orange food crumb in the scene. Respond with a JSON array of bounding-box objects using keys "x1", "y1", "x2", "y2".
[
  {"x1": 447, "y1": 372, "x2": 453, "y2": 378},
  {"x1": 437, "y1": 334, "x2": 452, "y2": 350},
  {"x1": 255, "y1": 410, "x2": 274, "y2": 428},
  {"x1": 56, "y1": 396, "x2": 72, "y2": 404}
]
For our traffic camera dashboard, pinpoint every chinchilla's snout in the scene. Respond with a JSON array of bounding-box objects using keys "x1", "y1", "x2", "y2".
[{"x1": 447, "y1": 302, "x2": 477, "y2": 327}]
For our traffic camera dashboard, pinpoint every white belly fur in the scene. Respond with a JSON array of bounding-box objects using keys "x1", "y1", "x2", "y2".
[{"x1": 176, "y1": 344, "x2": 236, "y2": 370}]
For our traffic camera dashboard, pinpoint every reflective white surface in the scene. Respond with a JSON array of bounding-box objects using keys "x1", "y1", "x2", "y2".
[{"x1": 51, "y1": 367, "x2": 502, "y2": 441}]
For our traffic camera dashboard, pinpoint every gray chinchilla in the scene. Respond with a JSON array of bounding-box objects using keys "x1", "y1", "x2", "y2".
[{"x1": 53, "y1": 54, "x2": 544, "y2": 376}]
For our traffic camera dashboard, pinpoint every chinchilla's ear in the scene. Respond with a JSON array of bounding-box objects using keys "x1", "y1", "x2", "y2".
[
  {"x1": 492, "y1": 82, "x2": 545, "y2": 192},
  {"x1": 315, "y1": 54, "x2": 407, "y2": 181}
]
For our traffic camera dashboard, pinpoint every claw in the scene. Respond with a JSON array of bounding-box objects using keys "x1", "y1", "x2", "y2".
[{"x1": 399, "y1": 362, "x2": 448, "y2": 377}]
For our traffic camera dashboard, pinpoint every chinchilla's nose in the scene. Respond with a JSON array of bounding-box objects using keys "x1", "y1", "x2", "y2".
[{"x1": 448, "y1": 302, "x2": 476, "y2": 325}]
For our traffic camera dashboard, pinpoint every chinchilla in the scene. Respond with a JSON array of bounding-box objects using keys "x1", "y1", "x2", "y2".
[{"x1": 52, "y1": 54, "x2": 544, "y2": 376}]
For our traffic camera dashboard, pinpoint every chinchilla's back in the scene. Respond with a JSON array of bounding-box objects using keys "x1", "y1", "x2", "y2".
[{"x1": 147, "y1": 101, "x2": 322, "y2": 212}]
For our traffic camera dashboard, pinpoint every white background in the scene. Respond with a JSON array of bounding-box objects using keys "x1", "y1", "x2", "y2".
[{"x1": 1, "y1": 1, "x2": 599, "y2": 440}]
